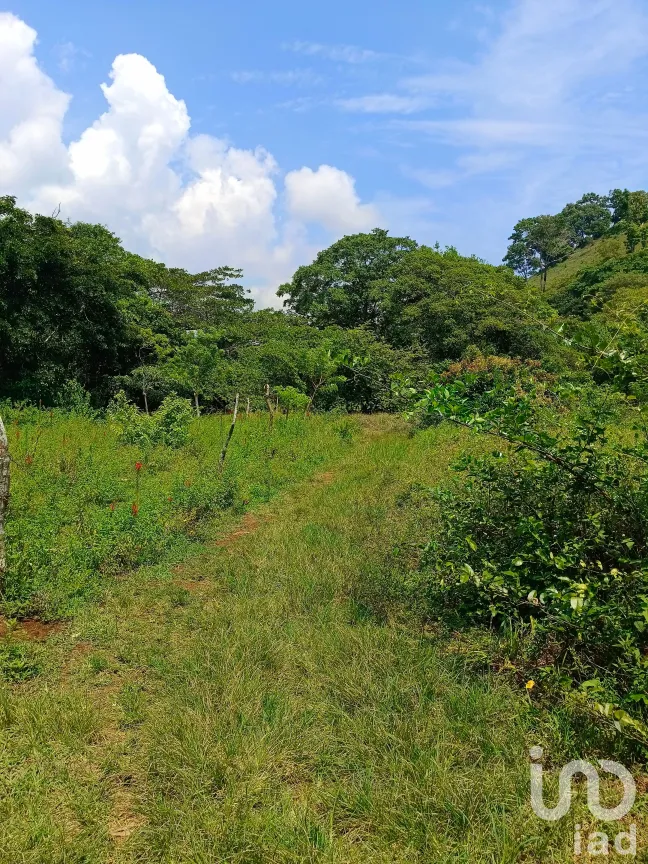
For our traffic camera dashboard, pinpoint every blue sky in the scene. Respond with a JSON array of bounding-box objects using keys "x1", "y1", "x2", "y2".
[{"x1": 2, "y1": 0, "x2": 648, "y2": 304}]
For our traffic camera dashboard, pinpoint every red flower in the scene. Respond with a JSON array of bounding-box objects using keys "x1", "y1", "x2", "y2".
[
  {"x1": 135, "y1": 461, "x2": 143, "y2": 472},
  {"x1": 168, "y1": 496, "x2": 173, "y2": 502},
  {"x1": 109, "y1": 502, "x2": 116, "y2": 512},
  {"x1": 131, "y1": 502, "x2": 139, "y2": 517},
  {"x1": 25, "y1": 455, "x2": 33, "y2": 465}
]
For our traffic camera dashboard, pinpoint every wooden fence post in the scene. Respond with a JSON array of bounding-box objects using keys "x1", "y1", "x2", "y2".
[
  {"x1": 219, "y1": 394, "x2": 239, "y2": 473},
  {"x1": 0, "y1": 415, "x2": 9, "y2": 592},
  {"x1": 264, "y1": 384, "x2": 275, "y2": 429}
]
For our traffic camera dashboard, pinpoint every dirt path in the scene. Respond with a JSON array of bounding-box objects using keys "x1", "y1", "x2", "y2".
[{"x1": 0, "y1": 421, "x2": 579, "y2": 862}]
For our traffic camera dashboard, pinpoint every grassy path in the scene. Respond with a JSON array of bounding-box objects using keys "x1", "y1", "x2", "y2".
[{"x1": 0, "y1": 419, "x2": 575, "y2": 862}]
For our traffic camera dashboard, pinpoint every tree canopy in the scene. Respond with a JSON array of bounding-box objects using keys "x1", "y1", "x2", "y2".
[
  {"x1": 5, "y1": 185, "x2": 648, "y2": 414},
  {"x1": 277, "y1": 228, "x2": 418, "y2": 330}
]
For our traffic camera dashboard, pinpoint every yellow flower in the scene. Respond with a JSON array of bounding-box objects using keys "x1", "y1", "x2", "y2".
[{"x1": 526, "y1": 680, "x2": 536, "y2": 691}]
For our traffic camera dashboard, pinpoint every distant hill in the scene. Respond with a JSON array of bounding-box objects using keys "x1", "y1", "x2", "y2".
[{"x1": 531, "y1": 233, "x2": 628, "y2": 295}]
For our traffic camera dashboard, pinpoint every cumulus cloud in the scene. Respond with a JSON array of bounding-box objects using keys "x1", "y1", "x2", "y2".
[
  {"x1": 285, "y1": 165, "x2": 379, "y2": 233},
  {"x1": 0, "y1": 13, "x2": 379, "y2": 306},
  {"x1": 0, "y1": 13, "x2": 70, "y2": 194}
]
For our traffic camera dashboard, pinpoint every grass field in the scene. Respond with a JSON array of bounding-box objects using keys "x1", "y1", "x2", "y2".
[
  {"x1": 2, "y1": 408, "x2": 353, "y2": 620},
  {"x1": 1, "y1": 415, "x2": 642, "y2": 862}
]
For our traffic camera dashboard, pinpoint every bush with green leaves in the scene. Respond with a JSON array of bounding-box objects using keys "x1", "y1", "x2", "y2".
[
  {"x1": 400, "y1": 376, "x2": 648, "y2": 736},
  {"x1": 54, "y1": 380, "x2": 96, "y2": 417},
  {"x1": 274, "y1": 385, "x2": 310, "y2": 415},
  {"x1": 108, "y1": 391, "x2": 194, "y2": 448}
]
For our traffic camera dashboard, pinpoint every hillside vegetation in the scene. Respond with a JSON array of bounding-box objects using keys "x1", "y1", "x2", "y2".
[{"x1": 4, "y1": 186, "x2": 648, "y2": 858}]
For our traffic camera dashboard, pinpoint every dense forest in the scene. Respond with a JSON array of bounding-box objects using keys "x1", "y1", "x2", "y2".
[
  {"x1": 3, "y1": 188, "x2": 648, "y2": 414},
  {"x1": 0, "y1": 194, "x2": 554, "y2": 413}
]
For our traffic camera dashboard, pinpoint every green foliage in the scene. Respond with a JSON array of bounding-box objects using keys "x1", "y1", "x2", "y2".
[
  {"x1": 2, "y1": 408, "x2": 350, "y2": 618},
  {"x1": 0, "y1": 197, "x2": 150, "y2": 402},
  {"x1": 152, "y1": 395, "x2": 196, "y2": 448},
  {"x1": 163, "y1": 331, "x2": 224, "y2": 414},
  {"x1": 108, "y1": 392, "x2": 195, "y2": 448},
  {"x1": 277, "y1": 228, "x2": 418, "y2": 329},
  {"x1": 149, "y1": 265, "x2": 252, "y2": 328},
  {"x1": 626, "y1": 222, "x2": 642, "y2": 254},
  {"x1": 274, "y1": 386, "x2": 309, "y2": 414},
  {"x1": 380, "y1": 245, "x2": 555, "y2": 361},
  {"x1": 560, "y1": 193, "x2": 612, "y2": 247},
  {"x1": 54, "y1": 380, "x2": 96, "y2": 418},
  {"x1": 552, "y1": 246, "x2": 648, "y2": 318},
  {"x1": 404, "y1": 375, "x2": 648, "y2": 734},
  {"x1": 0, "y1": 641, "x2": 41, "y2": 682},
  {"x1": 503, "y1": 214, "x2": 573, "y2": 285}
]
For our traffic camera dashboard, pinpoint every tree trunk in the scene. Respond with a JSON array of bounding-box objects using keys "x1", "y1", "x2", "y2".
[
  {"x1": 0, "y1": 415, "x2": 9, "y2": 592},
  {"x1": 219, "y1": 394, "x2": 239, "y2": 473},
  {"x1": 305, "y1": 377, "x2": 323, "y2": 416},
  {"x1": 194, "y1": 392, "x2": 201, "y2": 417},
  {"x1": 246, "y1": 396, "x2": 250, "y2": 418},
  {"x1": 143, "y1": 389, "x2": 150, "y2": 416}
]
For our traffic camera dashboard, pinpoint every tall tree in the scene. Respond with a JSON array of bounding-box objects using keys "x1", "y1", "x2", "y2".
[
  {"x1": 149, "y1": 265, "x2": 251, "y2": 328},
  {"x1": 0, "y1": 197, "x2": 149, "y2": 402},
  {"x1": 502, "y1": 235, "x2": 540, "y2": 281},
  {"x1": 560, "y1": 193, "x2": 611, "y2": 246},
  {"x1": 503, "y1": 215, "x2": 572, "y2": 288},
  {"x1": 164, "y1": 331, "x2": 224, "y2": 415},
  {"x1": 609, "y1": 188, "x2": 631, "y2": 225},
  {"x1": 627, "y1": 191, "x2": 648, "y2": 226},
  {"x1": 383, "y1": 245, "x2": 553, "y2": 360},
  {"x1": 277, "y1": 229, "x2": 418, "y2": 330}
]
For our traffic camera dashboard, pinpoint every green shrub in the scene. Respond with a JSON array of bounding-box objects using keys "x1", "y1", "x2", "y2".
[
  {"x1": 0, "y1": 642, "x2": 41, "y2": 682},
  {"x1": 274, "y1": 386, "x2": 309, "y2": 415},
  {"x1": 54, "y1": 381, "x2": 96, "y2": 417},
  {"x1": 107, "y1": 391, "x2": 193, "y2": 448},
  {"x1": 399, "y1": 376, "x2": 648, "y2": 736}
]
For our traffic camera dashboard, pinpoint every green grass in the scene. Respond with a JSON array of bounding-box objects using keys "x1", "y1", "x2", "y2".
[
  {"x1": 530, "y1": 233, "x2": 628, "y2": 294},
  {"x1": 0, "y1": 416, "x2": 636, "y2": 862},
  {"x1": 2, "y1": 408, "x2": 353, "y2": 618}
]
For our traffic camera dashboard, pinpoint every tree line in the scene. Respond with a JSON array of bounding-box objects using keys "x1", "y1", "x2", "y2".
[
  {"x1": 503, "y1": 188, "x2": 648, "y2": 286},
  {"x1": 0, "y1": 196, "x2": 557, "y2": 414}
]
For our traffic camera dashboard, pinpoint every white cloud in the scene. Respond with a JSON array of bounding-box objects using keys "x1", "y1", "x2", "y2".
[
  {"x1": 284, "y1": 41, "x2": 382, "y2": 64},
  {"x1": 231, "y1": 68, "x2": 323, "y2": 86},
  {"x1": 54, "y1": 41, "x2": 90, "y2": 74},
  {"x1": 0, "y1": 13, "x2": 379, "y2": 307},
  {"x1": 336, "y1": 93, "x2": 429, "y2": 114},
  {"x1": 285, "y1": 165, "x2": 379, "y2": 233},
  {"x1": 0, "y1": 13, "x2": 70, "y2": 194},
  {"x1": 333, "y1": 0, "x2": 648, "y2": 262},
  {"x1": 335, "y1": 0, "x2": 648, "y2": 187},
  {"x1": 400, "y1": 0, "x2": 648, "y2": 152},
  {"x1": 401, "y1": 167, "x2": 458, "y2": 190}
]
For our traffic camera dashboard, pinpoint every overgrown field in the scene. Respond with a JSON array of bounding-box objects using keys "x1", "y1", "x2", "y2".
[
  {"x1": 2, "y1": 405, "x2": 355, "y2": 619},
  {"x1": 0, "y1": 417, "x2": 590, "y2": 863}
]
